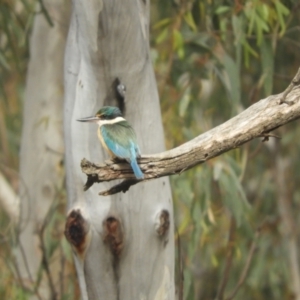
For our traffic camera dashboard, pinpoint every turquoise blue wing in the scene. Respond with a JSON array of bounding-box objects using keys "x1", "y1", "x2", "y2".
[
  {"x1": 100, "y1": 122, "x2": 140, "y2": 160},
  {"x1": 100, "y1": 122, "x2": 144, "y2": 179}
]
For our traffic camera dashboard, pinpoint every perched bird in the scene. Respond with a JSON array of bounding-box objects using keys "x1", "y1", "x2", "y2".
[{"x1": 77, "y1": 106, "x2": 144, "y2": 179}]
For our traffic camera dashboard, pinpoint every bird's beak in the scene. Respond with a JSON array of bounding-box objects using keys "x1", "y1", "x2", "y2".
[{"x1": 77, "y1": 116, "x2": 99, "y2": 123}]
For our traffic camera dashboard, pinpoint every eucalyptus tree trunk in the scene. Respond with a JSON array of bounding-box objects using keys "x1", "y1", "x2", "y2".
[
  {"x1": 16, "y1": 1, "x2": 70, "y2": 298},
  {"x1": 64, "y1": 0, "x2": 174, "y2": 299}
]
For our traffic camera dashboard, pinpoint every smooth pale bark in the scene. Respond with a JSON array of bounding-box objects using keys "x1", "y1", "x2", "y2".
[
  {"x1": 16, "y1": 1, "x2": 69, "y2": 298},
  {"x1": 64, "y1": 0, "x2": 174, "y2": 299}
]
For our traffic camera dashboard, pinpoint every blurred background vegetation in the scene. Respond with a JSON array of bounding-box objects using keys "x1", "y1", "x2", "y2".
[{"x1": 1, "y1": 0, "x2": 300, "y2": 299}]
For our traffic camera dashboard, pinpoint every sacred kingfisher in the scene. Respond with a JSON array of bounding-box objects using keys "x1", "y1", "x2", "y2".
[{"x1": 77, "y1": 106, "x2": 144, "y2": 179}]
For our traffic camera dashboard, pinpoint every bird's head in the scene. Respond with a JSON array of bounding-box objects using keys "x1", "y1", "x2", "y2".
[
  {"x1": 96, "y1": 106, "x2": 122, "y2": 120},
  {"x1": 77, "y1": 106, "x2": 123, "y2": 124}
]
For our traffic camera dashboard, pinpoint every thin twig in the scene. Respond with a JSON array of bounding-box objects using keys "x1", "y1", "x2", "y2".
[
  {"x1": 59, "y1": 244, "x2": 65, "y2": 298},
  {"x1": 258, "y1": 133, "x2": 281, "y2": 142},
  {"x1": 248, "y1": 142, "x2": 263, "y2": 160},
  {"x1": 279, "y1": 67, "x2": 300, "y2": 104},
  {"x1": 37, "y1": 202, "x2": 61, "y2": 300},
  {"x1": 0, "y1": 252, "x2": 28, "y2": 294},
  {"x1": 39, "y1": 225, "x2": 57, "y2": 300},
  {"x1": 37, "y1": 0, "x2": 54, "y2": 27},
  {"x1": 216, "y1": 217, "x2": 236, "y2": 300},
  {"x1": 18, "y1": 239, "x2": 38, "y2": 294},
  {"x1": 38, "y1": 230, "x2": 57, "y2": 300},
  {"x1": 176, "y1": 228, "x2": 184, "y2": 300},
  {"x1": 225, "y1": 228, "x2": 261, "y2": 300}
]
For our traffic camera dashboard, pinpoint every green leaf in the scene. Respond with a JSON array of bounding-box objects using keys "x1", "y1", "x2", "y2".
[
  {"x1": 255, "y1": 14, "x2": 269, "y2": 45},
  {"x1": 173, "y1": 29, "x2": 183, "y2": 50},
  {"x1": 257, "y1": 3, "x2": 269, "y2": 20},
  {"x1": 215, "y1": 6, "x2": 230, "y2": 15},
  {"x1": 155, "y1": 27, "x2": 168, "y2": 44},
  {"x1": 247, "y1": 9, "x2": 256, "y2": 36},
  {"x1": 184, "y1": 12, "x2": 197, "y2": 32},
  {"x1": 153, "y1": 18, "x2": 171, "y2": 30},
  {"x1": 177, "y1": 47, "x2": 185, "y2": 59},
  {"x1": 183, "y1": 269, "x2": 193, "y2": 299},
  {"x1": 173, "y1": 29, "x2": 185, "y2": 59},
  {"x1": 242, "y1": 40, "x2": 259, "y2": 67},
  {"x1": 190, "y1": 33, "x2": 211, "y2": 51},
  {"x1": 0, "y1": 52, "x2": 11, "y2": 71},
  {"x1": 245, "y1": 5, "x2": 269, "y2": 45},
  {"x1": 260, "y1": 39, "x2": 274, "y2": 95},
  {"x1": 232, "y1": 15, "x2": 244, "y2": 74},
  {"x1": 218, "y1": 163, "x2": 250, "y2": 226},
  {"x1": 222, "y1": 53, "x2": 241, "y2": 112},
  {"x1": 219, "y1": 18, "x2": 228, "y2": 41},
  {"x1": 274, "y1": 0, "x2": 289, "y2": 36},
  {"x1": 179, "y1": 86, "x2": 191, "y2": 117}
]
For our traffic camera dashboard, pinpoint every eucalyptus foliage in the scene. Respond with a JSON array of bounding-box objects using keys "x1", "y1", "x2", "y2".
[{"x1": 152, "y1": 0, "x2": 299, "y2": 299}]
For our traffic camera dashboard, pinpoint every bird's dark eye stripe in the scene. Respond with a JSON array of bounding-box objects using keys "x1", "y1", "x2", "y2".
[
  {"x1": 95, "y1": 114, "x2": 112, "y2": 120},
  {"x1": 101, "y1": 115, "x2": 115, "y2": 120}
]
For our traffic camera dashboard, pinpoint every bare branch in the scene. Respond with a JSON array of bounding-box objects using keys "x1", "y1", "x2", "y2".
[
  {"x1": 81, "y1": 85, "x2": 300, "y2": 196},
  {"x1": 279, "y1": 67, "x2": 300, "y2": 104},
  {"x1": 37, "y1": 0, "x2": 54, "y2": 27},
  {"x1": 38, "y1": 229, "x2": 57, "y2": 300}
]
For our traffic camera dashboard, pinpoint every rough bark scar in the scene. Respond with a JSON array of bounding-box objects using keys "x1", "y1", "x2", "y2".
[
  {"x1": 113, "y1": 77, "x2": 126, "y2": 114},
  {"x1": 156, "y1": 210, "x2": 170, "y2": 237},
  {"x1": 103, "y1": 216, "x2": 123, "y2": 257},
  {"x1": 64, "y1": 209, "x2": 90, "y2": 257}
]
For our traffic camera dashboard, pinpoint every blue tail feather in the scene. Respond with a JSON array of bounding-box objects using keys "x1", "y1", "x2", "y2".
[{"x1": 130, "y1": 159, "x2": 144, "y2": 179}]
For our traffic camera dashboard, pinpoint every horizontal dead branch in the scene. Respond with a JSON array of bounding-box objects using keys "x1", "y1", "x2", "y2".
[{"x1": 81, "y1": 82, "x2": 300, "y2": 196}]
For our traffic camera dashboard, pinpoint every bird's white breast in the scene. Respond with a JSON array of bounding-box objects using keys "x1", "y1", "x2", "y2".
[{"x1": 96, "y1": 116, "x2": 125, "y2": 126}]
